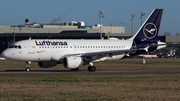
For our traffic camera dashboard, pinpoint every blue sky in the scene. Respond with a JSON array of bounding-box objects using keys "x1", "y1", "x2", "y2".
[{"x1": 0, "y1": 0, "x2": 180, "y2": 36}]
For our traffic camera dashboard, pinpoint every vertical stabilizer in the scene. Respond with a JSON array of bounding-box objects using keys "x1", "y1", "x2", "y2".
[{"x1": 131, "y1": 9, "x2": 163, "y2": 42}]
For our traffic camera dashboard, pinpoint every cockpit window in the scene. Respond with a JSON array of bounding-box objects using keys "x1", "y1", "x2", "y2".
[
  {"x1": 9, "y1": 45, "x2": 22, "y2": 49},
  {"x1": 18, "y1": 45, "x2": 21, "y2": 49},
  {"x1": 9, "y1": 45, "x2": 14, "y2": 48},
  {"x1": 14, "y1": 45, "x2": 17, "y2": 48}
]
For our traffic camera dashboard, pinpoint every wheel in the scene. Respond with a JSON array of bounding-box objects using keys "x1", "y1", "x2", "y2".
[
  {"x1": 88, "y1": 66, "x2": 91, "y2": 71},
  {"x1": 71, "y1": 68, "x2": 79, "y2": 71},
  {"x1": 91, "y1": 66, "x2": 96, "y2": 72},
  {"x1": 25, "y1": 67, "x2": 30, "y2": 72},
  {"x1": 88, "y1": 66, "x2": 96, "y2": 72}
]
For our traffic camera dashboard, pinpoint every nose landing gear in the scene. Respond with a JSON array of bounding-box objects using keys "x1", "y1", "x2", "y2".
[{"x1": 25, "y1": 61, "x2": 31, "y2": 72}]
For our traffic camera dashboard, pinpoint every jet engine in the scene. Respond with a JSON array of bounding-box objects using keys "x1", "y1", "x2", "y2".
[
  {"x1": 38, "y1": 61, "x2": 57, "y2": 68},
  {"x1": 63, "y1": 56, "x2": 84, "y2": 69}
]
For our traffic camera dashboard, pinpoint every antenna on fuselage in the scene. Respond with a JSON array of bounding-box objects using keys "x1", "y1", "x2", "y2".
[
  {"x1": 102, "y1": 37, "x2": 104, "y2": 40},
  {"x1": 29, "y1": 37, "x2": 31, "y2": 40}
]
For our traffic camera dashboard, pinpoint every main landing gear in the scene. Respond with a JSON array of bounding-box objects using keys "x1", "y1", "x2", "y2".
[
  {"x1": 25, "y1": 61, "x2": 31, "y2": 72},
  {"x1": 88, "y1": 62, "x2": 96, "y2": 72},
  {"x1": 70, "y1": 62, "x2": 96, "y2": 72}
]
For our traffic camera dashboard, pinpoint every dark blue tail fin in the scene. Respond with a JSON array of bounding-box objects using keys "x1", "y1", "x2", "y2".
[
  {"x1": 131, "y1": 9, "x2": 163, "y2": 43},
  {"x1": 129, "y1": 9, "x2": 163, "y2": 56}
]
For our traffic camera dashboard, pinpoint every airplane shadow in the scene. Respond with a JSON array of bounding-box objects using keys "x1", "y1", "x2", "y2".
[{"x1": 2, "y1": 69, "x2": 93, "y2": 72}]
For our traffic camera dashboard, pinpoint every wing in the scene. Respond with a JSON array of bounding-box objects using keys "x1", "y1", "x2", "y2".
[{"x1": 61, "y1": 49, "x2": 135, "y2": 61}]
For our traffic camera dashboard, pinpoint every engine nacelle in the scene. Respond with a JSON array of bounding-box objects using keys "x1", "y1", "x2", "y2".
[
  {"x1": 38, "y1": 61, "x2": 57, "y2": 68},
  {"x1": 63, "y1": 57, "x2": 84, "y2": 69}
]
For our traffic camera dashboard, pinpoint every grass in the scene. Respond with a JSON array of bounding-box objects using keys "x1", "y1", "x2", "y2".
[
  {"x1": 0, "y1": 75, "x2": 180, "y2": 101},
  {"x1": 0, "y1": 58, "x2": 180, "y2": 71},
  {"x1": 0, "y1": 58, "x2": 180, "y2": 100}
]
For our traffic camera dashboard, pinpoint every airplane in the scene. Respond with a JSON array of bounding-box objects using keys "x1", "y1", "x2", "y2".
[{"x1": 1, "y1": 9, "x2": 166, "y2": 72}]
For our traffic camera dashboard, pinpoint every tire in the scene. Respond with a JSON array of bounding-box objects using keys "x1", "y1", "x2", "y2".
[
  {"x1": 88, "y1": 66, "x2": 91, "y2": 71},
  {"x1": 25, "y1": 67, "x2": 30, "y2": 72},
  {"x1": 88, "y1": 66, "x2": 96, "y2": 72},
  {"x1": 91, "y1": 66, "x2": 96, "y2": 72}
]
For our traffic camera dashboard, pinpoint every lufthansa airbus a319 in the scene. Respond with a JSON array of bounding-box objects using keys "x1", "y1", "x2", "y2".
[{"x1": 1, "y1": 9, "x2": 166, "y2": 72}]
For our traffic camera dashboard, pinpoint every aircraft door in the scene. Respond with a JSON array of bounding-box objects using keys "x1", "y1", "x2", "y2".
[
  {"x1": 28, "y1": 41, "x2": 35, "y2": 54},
  {"x1": 74, "y1": 44, "x2": 77, "y2": 51}
]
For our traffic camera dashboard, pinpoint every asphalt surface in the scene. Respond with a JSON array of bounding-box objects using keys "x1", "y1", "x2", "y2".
[{"x1": 0, "y1": 69, "x2": 180, "y2": 77}]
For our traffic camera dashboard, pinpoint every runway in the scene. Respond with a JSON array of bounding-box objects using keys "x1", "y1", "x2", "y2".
[{"x1": 0, "y1": 69, "x2": 180, "y2": 77}]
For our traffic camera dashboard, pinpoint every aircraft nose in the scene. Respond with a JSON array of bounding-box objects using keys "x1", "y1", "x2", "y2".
[{"x1": 1, "y1": 50, "x2": 9, "y2": 58}]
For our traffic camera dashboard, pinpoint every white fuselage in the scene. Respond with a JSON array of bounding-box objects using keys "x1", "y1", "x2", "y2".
[{"x1": 2, "y1": 38, "x2": 133, "y2": 62}]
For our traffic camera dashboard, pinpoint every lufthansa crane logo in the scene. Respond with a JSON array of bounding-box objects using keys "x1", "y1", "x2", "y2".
[{"x1": 143, "y1": 23, "x2": 157, "y2": 39}]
